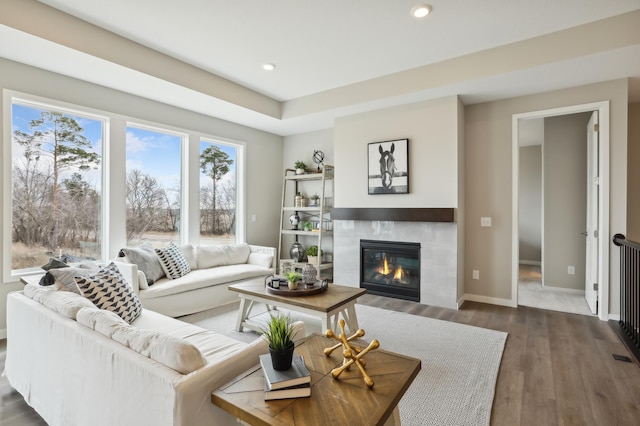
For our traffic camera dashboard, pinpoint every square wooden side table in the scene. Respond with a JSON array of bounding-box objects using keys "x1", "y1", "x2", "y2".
[{"x1": 212, "y1": 334, "x2": 421, "y2": 426}]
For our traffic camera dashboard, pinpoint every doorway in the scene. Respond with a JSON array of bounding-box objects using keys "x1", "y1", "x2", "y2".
[{"x1": 511, "y1": 102, "x2": 610, "y2": 321}]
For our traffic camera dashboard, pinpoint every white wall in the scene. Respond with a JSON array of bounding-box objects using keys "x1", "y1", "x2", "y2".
[
  {"x1": 0, "y1": 57, "x2": 284, "y2": 334},
  {"x1": 518, "y1": 145, "x2": 542, "y2": 263},
  {"x1": 628, "y1": 103, "x2": 640, "y2": 242},
  {"x1": 334, "y1": 97, "x2": 460, "y2": 208}
]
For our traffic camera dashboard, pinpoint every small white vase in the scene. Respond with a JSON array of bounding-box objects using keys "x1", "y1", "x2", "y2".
[
  {"x1": 307, "y1": 256, "x2": 319, "y2": 265},
  {"x1": 296, "y1": 168, "x2": 304, "y2": 175},
  {"x1": 288, "y1": 280, "x2": 299, "y2": 290}
]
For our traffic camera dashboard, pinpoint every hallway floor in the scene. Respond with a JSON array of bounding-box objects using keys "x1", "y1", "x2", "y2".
[{"x1": 518, "y1": 264, "x2": 595, "y2": 316}]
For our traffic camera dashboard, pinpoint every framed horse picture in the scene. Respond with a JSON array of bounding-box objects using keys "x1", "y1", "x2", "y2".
[{"x1": 367, "y1": 138, "x2": 409, "y2": 194}]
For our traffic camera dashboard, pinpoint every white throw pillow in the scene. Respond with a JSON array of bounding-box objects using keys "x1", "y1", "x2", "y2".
[
  {"x1": 155, "y1": 243, "x2": 191, "y2": 279},
  {"x1": 75, "y1": 262, "x2": 143, "y2": 324},
  {"x1": 197, "y1": 243, "x2": 251, "y2": 268},
  {"x1": 179, "y1": 244, "x2": 198, "y2": 270},
  {"x1": 248, "y1": 252, "x2": 273, "y2": 269},
  {"x1": 24, "y1": 284, "x2": 96, "y2": 319}
]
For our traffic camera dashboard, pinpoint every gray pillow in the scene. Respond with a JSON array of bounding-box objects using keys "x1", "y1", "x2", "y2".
[
  {"x1": 122, "y1": 242, "x2": 165, "y2": 284},
  {"x1": 48, "y1": 264, "x2": 102, "y2": 294}
]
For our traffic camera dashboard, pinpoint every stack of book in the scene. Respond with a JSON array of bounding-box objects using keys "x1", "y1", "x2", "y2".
[{"x1": 259, "y1": 353, "x2": 311, "y2": 400}]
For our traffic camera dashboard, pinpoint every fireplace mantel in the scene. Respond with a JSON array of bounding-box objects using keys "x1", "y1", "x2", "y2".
[{"x1": 331, "y1": 207, "x2": 454, "y2": 222}]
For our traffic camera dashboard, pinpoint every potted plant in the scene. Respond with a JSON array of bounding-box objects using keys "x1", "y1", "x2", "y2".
[
  {"x1": 285, "y1": 271, "x2": 302, "y2": 290},
  {"x1": 294, "y1": 161, "x2": 307, "y2": 175},
  {"x1": 306, "y1": 245, "x2": 323, "y2": 265},
  {"x1": 309, "y1": 193, "x2": 320, "y2": 207},
  {"x1": 301, "y1": 221, "x2": 313, "y2": 232},
  {"x1": 261, "y1": 312, "x2": 295, "y2": 370}
]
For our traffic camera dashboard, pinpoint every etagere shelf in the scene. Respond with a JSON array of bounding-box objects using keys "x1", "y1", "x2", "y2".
[{"x1": 277, "y1": 165, "x2": 333, "y2": 280}]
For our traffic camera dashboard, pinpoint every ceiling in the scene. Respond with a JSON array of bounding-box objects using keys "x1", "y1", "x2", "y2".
[{"x1": 2, "y1": 0, "x2": 640, "y2": 135}]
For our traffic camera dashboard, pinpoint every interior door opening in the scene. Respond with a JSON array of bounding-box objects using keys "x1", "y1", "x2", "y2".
[{"x1": 512, "y1": 102, "x2": 610, "y2": 320}]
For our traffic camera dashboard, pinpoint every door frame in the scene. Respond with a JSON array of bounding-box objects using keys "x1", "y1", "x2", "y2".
[{"x1": 511, "y1": 101, "x2": 610, "y2": 320}]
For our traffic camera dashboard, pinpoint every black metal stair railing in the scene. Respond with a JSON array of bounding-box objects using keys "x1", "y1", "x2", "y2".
[{"x1": 611, "y1": 234, "x2": 640, "y2": 364}]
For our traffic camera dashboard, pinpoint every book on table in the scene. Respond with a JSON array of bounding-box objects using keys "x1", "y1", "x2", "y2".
[
  {"x1": 264, "y1": 382, "x2": 311, "y2": 400},
  {"x1": 259, "y1": 353, "x2": 311, "y2": 391}
]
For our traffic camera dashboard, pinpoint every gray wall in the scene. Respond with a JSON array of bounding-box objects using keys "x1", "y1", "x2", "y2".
[
  {"x1": 0, "y1": 58, "x2": 284, "y2": 334},
  {"x1": 543, "y1": 113, "x2": 590, "y2": 291},
  {"x1": 519, "y1": 145, "x2": 542, "y2": 263},
  {"x1": 465, "y1": 79, "x2": 628, "y2": 312}
]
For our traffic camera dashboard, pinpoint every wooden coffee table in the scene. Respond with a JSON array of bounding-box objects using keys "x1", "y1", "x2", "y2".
[
  {"x1": 211, "y1": 334, "x2": 421, "y2": 426},
  {"x1": 229, "y1": 281, "x2": 366, "y2": 334}
]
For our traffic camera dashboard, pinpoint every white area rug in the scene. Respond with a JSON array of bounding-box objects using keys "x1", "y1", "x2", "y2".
[{"x1": 180, "y1": 303, "x2": 507, "y2": 426}]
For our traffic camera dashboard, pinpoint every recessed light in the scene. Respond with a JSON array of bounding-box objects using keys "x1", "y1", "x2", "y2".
[
  {"x1": 411, "y1": 4, "x2": 432, "y2": 18},
  {"x1": 263, "y1": 63, "x2": 276, "y2": 71}
]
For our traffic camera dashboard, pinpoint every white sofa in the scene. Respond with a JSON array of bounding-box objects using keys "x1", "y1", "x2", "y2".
[
  {"x1": 4, "y1": 283, "x2": 304, "y2": 426},
  {"x1": 117, "y1": 243, "x2": 276, "y2": 317}
]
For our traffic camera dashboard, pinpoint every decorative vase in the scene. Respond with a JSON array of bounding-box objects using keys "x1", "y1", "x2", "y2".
[
  {"x1": 296, "y1": 168, "x2": 304, "y2": 175},
  {"x1": 288, "y1": 280, "x2": 299, "y2": 290},
  {"x1": 307, "y1": 255, "x2": 319, "y2": 265},
  {"x1": 269, "y1": 342, "x2": 295, "y2": 371},
  {"x1": 302, "y1": 263, "x2": 317, "y2": 285},
  {"x1": 290, "y1": 241, "x2": 305, "y2": 262}
]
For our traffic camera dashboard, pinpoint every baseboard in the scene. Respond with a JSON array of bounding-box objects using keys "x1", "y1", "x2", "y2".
[
  {"x1": 458, "y1": 294, "x2": 516, "y2": 308},
  {"x1": 608, "y1": 314, "x2": 620, "y2": 321},
  {"x1": 519, "y1": 260, "x2": 541, "y2": 266},
  {"x1": 542, "y1": 285, "x2": 585, "y2": 295},
  {"x1": 0, "y1": 329, "x2": 6, "y2": 339}
]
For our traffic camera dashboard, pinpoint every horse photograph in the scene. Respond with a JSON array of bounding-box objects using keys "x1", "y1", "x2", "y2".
[{"x1": 367, "y1": 139, "x2": 409, "y2": 194}]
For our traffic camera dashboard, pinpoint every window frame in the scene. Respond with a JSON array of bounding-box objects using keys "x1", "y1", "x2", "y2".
[{"x1": 2, "y1": 90, "x2": 247, "y2": 282}]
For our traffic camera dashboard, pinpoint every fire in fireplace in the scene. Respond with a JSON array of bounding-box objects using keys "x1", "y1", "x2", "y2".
[{"x1": 360, "y1": 239, "x2": 420, "y2": 302}]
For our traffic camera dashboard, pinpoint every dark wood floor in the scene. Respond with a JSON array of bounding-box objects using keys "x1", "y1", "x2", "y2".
[{"x1": 2, "y1": 296, "x2": 639, "y2": 425}]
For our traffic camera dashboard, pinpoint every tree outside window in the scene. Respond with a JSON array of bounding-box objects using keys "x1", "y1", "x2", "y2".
[
  {"x1": 11, "y1": 103, "x2": 103, "y2": 270},
  {"x1": 200, "y1": 141, "x2": 236, "y2": 245}
]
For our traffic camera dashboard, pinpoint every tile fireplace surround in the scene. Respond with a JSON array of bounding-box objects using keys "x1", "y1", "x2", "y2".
[{"x1": 333, "y1": 218, "x2": 459, "y2": 309}]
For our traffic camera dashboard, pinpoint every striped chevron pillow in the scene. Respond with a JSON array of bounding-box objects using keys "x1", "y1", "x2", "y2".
[
  {"x1": 155, "y1": 243, "x2": 191, "y2": 280},
  {"x1": 75, "y1": 262, "x2": 143, "y2": 324}
]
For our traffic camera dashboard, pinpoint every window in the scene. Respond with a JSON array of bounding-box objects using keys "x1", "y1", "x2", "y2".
[
  {"x1": 10, "y1": 101, "x2": 104, "y2": 271},
  {"x1": 125, "y1": 125, "x2": 183, "y2": 247},
  {"x1": 199, "y1": 140, "x2": 237, "y2": 245}
]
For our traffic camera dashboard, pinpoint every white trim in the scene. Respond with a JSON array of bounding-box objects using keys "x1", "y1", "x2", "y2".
[
  {"x1": 519, "y1": 260, "x2": 541, "y2": 266},
  {"x1": 608, "y1": 314, "x2": 620, "y2": 321},
  {"x1": 459, "y1": 293, "x2": 516, "y2": 308},
  {"x1": 541, "y1": 285, "x2": 585, "y2": 295},
  {"x1": 0, "y1": 329, "x2": 6, "y2": 340},
  {"x1": 512, "y1": 101, "x2": 610, "y2": 321}
]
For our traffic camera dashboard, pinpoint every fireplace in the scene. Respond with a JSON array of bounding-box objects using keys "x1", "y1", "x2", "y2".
[{"x1": 360, "y1": 239, "x2": 420, "y2": 301}]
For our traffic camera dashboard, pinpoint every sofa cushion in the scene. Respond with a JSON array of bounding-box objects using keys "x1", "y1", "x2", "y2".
[
  {"x1": 45, "y1": 263, "x2": 102, "y2": 294},
  {"x1": 179, "y1": 244, "x2": 198, "y2": 270},
  {"x1": 138, "y1": 264, "x2": 271, "y2": 299},
  {"x1": 77, "y1": 307, "x2": 206, "y2": 374},
  {"x1": 248, "y1": 252, "x2": 273, "y2": 269},
  {"x1": 75, "y1": 263, "x2": 143, "y2": 323},
  {"x1": 156, "y1": 243, "x2": 191, "y2": 279},
  {"x1": 122, "y1": 242, "x2": 165, "y2": 284},
  {"x1": 23, "y1": 283, "x2": 97, "y2": 319},
  {"x1": 196, "y1": 243, "x2": 250, "y2": 269}
]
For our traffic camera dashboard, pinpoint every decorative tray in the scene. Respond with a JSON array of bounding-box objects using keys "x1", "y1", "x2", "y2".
[{"x1": 265, "y1": 279, "x2": 329, "y2": 297}]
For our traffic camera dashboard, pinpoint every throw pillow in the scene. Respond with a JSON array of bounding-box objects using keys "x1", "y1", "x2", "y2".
[
  {"x1": 41, "y1": 257, "x2": 69, "y2": 271},
  {"x1": 248, "y1": 252, "x2": 274, "y2": 269},
  {"x1": 47, "y1": 263, "x2": 102, "y2": 294},
  {"x1": 121, "y1": 242, "x2": 165, "y2": 285},
  {"x1": 179, "y1": 244, "x2": 198, "y2": 270},
  {"x1": 75, "y1": 262, "x2": 143, "y2": 324},
  {"x1": 155, "y1": 243, "x2": 191, "y2": 279}
]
